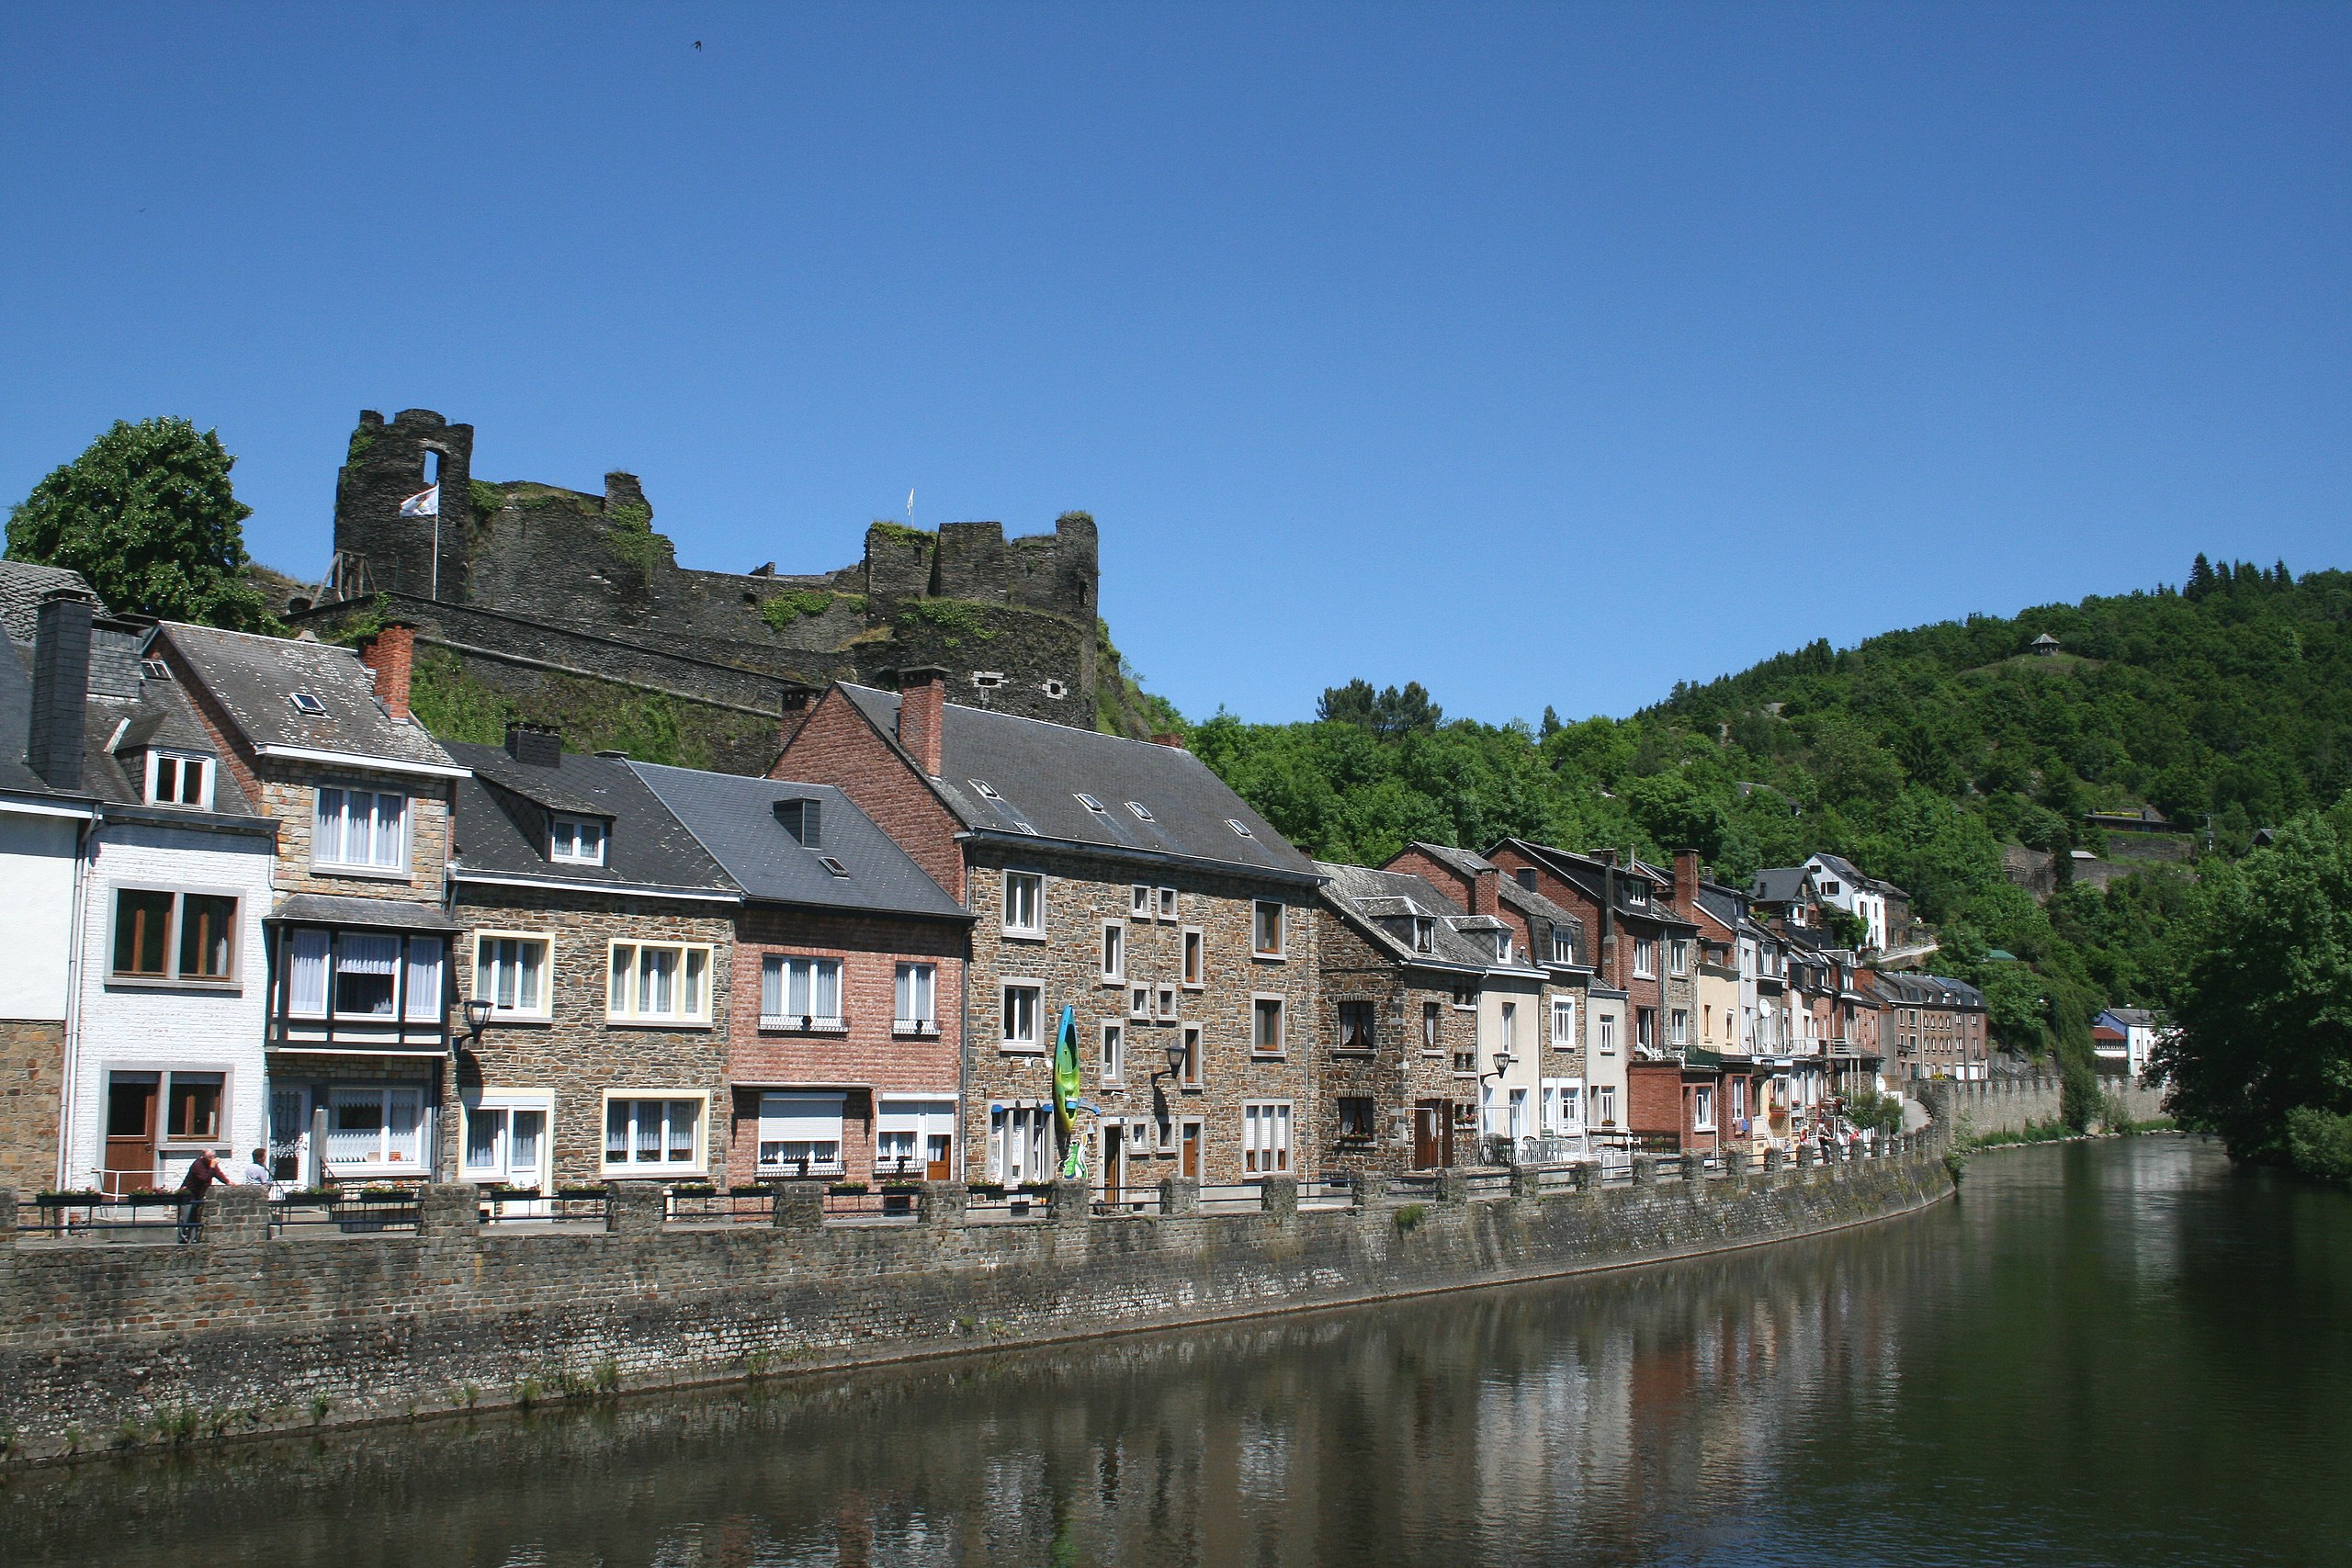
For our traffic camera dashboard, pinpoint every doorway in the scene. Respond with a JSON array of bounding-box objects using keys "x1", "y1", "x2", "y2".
[
  {"x1": 1178, "y1": 1119, "x2": 1201, "y2": 1179},
  {"x1": 1102, "y1": 1123, "x2": 1126, "y2": 1201},
  {"x1": 105, "y1": 1072, "x2": 159, "y2": 1194},
  {"x1": 1412, "y1": 1100, "x2": 1454, "y2": 1170}
]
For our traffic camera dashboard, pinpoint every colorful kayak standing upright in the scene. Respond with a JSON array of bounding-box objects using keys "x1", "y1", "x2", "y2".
[{"x1": 1053, "y1": 1003, "x2": 1089, "y2": 1181}]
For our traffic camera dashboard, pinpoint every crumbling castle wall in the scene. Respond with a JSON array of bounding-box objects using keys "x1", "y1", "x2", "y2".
[{"x1": 291, "y1": 410, "x2": 1111, "y2": 767}]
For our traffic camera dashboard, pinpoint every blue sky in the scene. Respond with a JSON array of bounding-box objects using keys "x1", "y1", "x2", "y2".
[{"x1": 4, "y1": 5, "x2": 2346, "y2": 726}]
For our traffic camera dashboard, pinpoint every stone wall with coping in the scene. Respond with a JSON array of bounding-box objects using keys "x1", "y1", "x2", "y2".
[
  {"x1": 0, "y1": 1143, "x2": 1951, "y2": 1466},
  {"x1": 1917, "y1": 1071, "x2": 2168, "y2": 1134}
]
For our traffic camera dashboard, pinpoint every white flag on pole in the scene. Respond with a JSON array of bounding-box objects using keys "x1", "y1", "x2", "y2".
[{"x1": 399, "y1": 484, "x2": 440, "y2": 517}]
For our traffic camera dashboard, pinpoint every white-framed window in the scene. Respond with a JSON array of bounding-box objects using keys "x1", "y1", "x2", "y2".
[
  {"x1": 1130, "y1": 884, "x2": 1152, "y2": 919},
  {"x1": 1551, "y1": 997, "x2": 1577, "y2": 1048},
  {"x1": 1542, "y1": 1077, "x2": 1583, "y2": 1134},
  {"x1": 286, "y1": 929, "x2": 441, "y2": 1024},
  {"x1": 1101, "y1": 1021, "x2": 1125, "y2": 1083},
  {"x1": 549, "y1": 814, "x2": 607, "y2": 865},
  {"x1": 1101, "y1": 920, "x2": 1125, "y2": 982},
  {"x1": 876, "y1": 1097, "x2": 955, "y2": 1178},
  {"x1": 1002, "y1": 871, "x2": 1044, "y2": 936},
  {"x1": 1179, "y1": 1023, "x2": 1203, "y2": 1086},
  {"x1": 1130, "y1": 984, "x2": 1153, "y2": 1020},
  {"x1": 1158, "y1": 886, "x2": 1179, "y2": 921},
  {"x1": 1252, "y1": 900, "x2": 1285, "y2": 958},
  {"x1": 1501, "y1": 999, "x2": 1519, "y2": 1052},
  {"x1": 460, "y1": 1090, "x2": 550, "y2": 1187},
  {"x1": 1242, "y1": 1100, "x2": 1293, "y2": 1174},
  {"x1": 1598, "y1": 1013, "x2": 1618, "y2": 1054},
  {"x1": 1182, "y1": 928, "x2": 1204, "y2": 987},
  {"x1": 314, "y1": 784, "x2": 407, "y2": 872},
  {"x1": 1627, "y1": 880, "x2": 1648, "y2": 906},
  {"x1": 1730, "y1": 1077, "x2": 1747, "y2": 1122},
  {"x1": 1338, "y1": 998, "x2": 1377, "y2": 1051},
  {"x1": 1001, "y1": 982, "x2": 1042, "y2": 1050},
  {"x1": 1550, "y1": 930, "x2": 1575, "y2": 964},
  {"x1": 758, "y1": 1090, "x2": 844, "y2": 1176},
  {"x1": 988, "y1": 1103, "x2": 1052, "y2": 1182},
  {"x1": 895, "y1": 962, "x2": 937, "y2": 1032},
  {"x1": 1412, "y1": 918, "x2": 1437, "y2": 954},
  {"x1": 1633, "y1": 938, "x2": 1656, "y2": 978},
  {"x1": 1637, "y1": 1010, "x2": 1656, "y2": 1050},
  {"x1": 1157, "y1": 984, "x2": 1177, "y2": 1018},
  {"x1": 762, "y1": 954, "x2": 842, "y2": 1030},
  {"x1": 1670, "y1": 939, "x2": 1690, "y2": 976},
  {"x1": 144, "y1": 750, "x2": 213, "y2": 809},
  {"x1": 1594, "y1": 1085, "x2": 1618, "y2": 1127},
  {"x1": 1422, "y1": 999, "x2": 1441, "y2": 1050},
  {"x1": 1692, "y1": 1086, "x2": 1715, "y2": 1132},
  {"x1": 603, "y1": 1093, "x2": 707, "y2": 1174},
  {"x1": 473, "y1": 932, "x2": 550, "y2": 1019},
  {"x1": 325, "y1": 1083, "x2": 428, "y2": 1172},
  {"x1": 1253, "y1": 994, "x2": 1286, "y2": 1055},
  {"x1": 609, "y1": 941, "x2": 713, "y2": 1024},
  {"x1": 1670, "y1": 1009, "x2": 1689, "y2": 1046},
  {"x1": 109, "y1": 887, "x2": 239, "y2": 984}
]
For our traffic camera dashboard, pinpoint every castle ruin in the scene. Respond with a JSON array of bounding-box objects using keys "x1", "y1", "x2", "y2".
[{"x1": 292, "y1": 409, "x2": 1123, "y2": 772}]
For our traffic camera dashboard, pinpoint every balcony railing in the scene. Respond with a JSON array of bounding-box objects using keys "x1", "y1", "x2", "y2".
[{"x1": 759, "y1": 1013, "x2": 849, "y2": 1033}]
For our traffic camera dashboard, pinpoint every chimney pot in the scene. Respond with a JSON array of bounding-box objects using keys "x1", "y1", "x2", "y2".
[
  {"x1": 356, "y1": 623, "x2": 416, "y2": 722},
  {"x1": 895, "y1": 666, "x2": 947, "y2": 778},
  {"x1": 505, "y1": 722, "x2": 562, "y2": 767}
]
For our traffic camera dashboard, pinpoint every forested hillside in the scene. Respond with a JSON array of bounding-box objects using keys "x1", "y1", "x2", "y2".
[{"x1": 1186, "y1": 559, "x2": 2352, "y2": 1057}]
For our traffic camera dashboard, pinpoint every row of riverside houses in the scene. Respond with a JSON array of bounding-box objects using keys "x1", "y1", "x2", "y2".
[{"x1": 3, "y1": 558, "x2": 1987, "y2": 1199}]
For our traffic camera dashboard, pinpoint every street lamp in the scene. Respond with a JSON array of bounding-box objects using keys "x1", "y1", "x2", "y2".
[
  {"x1": 459, "y1": 997, "x2": 493, "y2": 1051},
  {"x1": 1150, "y1": 1038, "x2": 1189, "y2": 1132}
]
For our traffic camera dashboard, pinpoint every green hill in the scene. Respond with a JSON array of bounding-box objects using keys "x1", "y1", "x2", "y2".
[{"x1": 1188, "y1": 558, "x2": 2352, "y2": 1057}]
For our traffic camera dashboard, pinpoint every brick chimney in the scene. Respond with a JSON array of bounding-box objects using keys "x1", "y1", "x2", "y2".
[
  {"x1": 357, "y1": 623, "x2": 416, "y2": 722},
  {"x1": 776, "y1": 680, "x2": 819, "y2": 751},
  {"x1": 896, "y1": 666, "x2": 947, "y2": 778},
  {"x1": 1150, "y1": 732, "x2": 1186, "y2": 750},
  {"x1": 1673, "y1": 849, "x2": 1702, "y2": 914},
  {"x1": 28, "y1": 589, "x2": 94, "y2": 792},
  {"x1": 1469, "y1": 861, "x2": 1499, "y2": 917}
]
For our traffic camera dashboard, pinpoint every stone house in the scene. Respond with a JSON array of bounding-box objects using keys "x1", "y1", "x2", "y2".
[
  {"x1": 156, "y1": 621, "x2": 468, "y2": 1187},
  {"x1": 774, "y1": 670, "x2": 1322, "y2": 1190},
  {"x1": 1313, "y1": 862, "x2": 1499, "y2": 1175},
  {"x1": 629, "y1": 760, "x2": 970, "y2": 1185},
  {"x1": 1385, "y1": 842, "x2": 1600, "y2": 1156},
  {"x1": 442, "y1": 729, "x2": 742, "y2": 1190},
  {"x1": 1888, "y1": 973, "x2": 1992, "y2": 1082}
]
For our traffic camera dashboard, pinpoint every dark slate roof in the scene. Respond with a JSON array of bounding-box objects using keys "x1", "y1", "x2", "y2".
[
  {"x1": 1409, "y1": 841, "x2": 1495, "y2": 878},
  {"x1": 1694, "y1": 883, "x2": 1745, "y2": 934},
  {"x1": 2102, "y1": 1005, "x2": 2156, "y2": 1027},
  {"x1": 838, "y1": 683, "x2": 1317, "y2": 882},
  {"x1": 157, "y1": 623, "x2": 460, "y2": 773},
  {"x1": 267, "y1": 892, "x2": 463, "y2": 931},
  {"x1": 77, "y1": 681, "x2": 265, "y2": 824},
  {"x1": 629, "y1": 761, "x2": 968, "y2": 921},
  {"x1": 1316, "y1": 861, "x2": 1498, "y2": 972},
  {"x1": 1397, "y1": 841, "x2": 1587, "y2": 964},
  {"x1": 1749, "y1": 866, "x2": 1812, "y2": 905},
  {"x1": 1487, "y1": 838, "x2": 1695, "y2": 931},
  {"x1": 445, "y1": 743, "x2": 734, "y2": 897},
  {"x1": 0, "y1": 621, "x2": 48, "y2": 795},
  {"x1": 0, "y1": 560, "x2": 99, "y2": 649}
]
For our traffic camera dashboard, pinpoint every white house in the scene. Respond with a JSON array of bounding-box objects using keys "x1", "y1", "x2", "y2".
[{"x1": 1804, "y1": 853, "x2": 1891, "y2": 953}]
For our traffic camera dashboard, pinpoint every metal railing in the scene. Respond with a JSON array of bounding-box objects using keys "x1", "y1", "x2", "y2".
[
  {"x1": 1197, "y1": 1182, "x2": 1265, "y2": 1215},
  {"x1": 1298, "y1": 1176, "x2": 1354, "y2": 1210}
]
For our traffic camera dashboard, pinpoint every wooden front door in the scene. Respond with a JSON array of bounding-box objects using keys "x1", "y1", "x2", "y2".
[
  {"x1": 1102, "y1": 1124, "x2": 1125, "y2": 1198},
  {"x1": 924, "y1": 1133, "x2": 952, "y2": 1181},
  {"x1": 1413, "y1": 1100, "x2": 1454, "y2": 1170},
  {"x1": 1179, "y1": 1120, "x2": 1200, "y2": 1178},
  {"x1": 104, "y1": 1073, "x2": 159, "y2": 1195}
]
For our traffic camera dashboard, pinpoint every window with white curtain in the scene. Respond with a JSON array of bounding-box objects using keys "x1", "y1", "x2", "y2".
[
  {"x1": 894, "y1": 962, "x2": 936, "y2": 1031},
  {"x1": 325, "y1": 1085, "x2": 425, "y2": 1169},
  {"x1": 761, "y1": 954, "x2": 842, "y2": 1029},
  {"x1": 603, "y1": 1095, "x2": 704, "y2": 1172},
  {"x1": 314, "y1": 786, "x2": 406, "y2": 871},
  {"x1": 333, "y1": 932, "x2": 401, "y2": 1017},
  {"x1": 404, "y1": 937, "x2": 444, "y2": 1022},
  {"x1": 473, "y1": 934, "x2": 548, "y2": 1017},
  {"x1": 286, "y1": 929, "x2": 331, "y2": 1016},
  {"x1": 609, "y1": 942, "x2": 712, "y2": 1023},
  {"x1": 988, "y1": 1103, "x2": 1050, "y2": 1181},
  {"x1": 1242, "y1": 1100, "x2": 1293, "y2": 1174}
]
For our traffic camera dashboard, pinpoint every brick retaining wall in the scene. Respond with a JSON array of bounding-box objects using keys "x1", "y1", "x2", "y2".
[{"x1": 0, "y1": 1146, "x2": 1951, "y2": 1466}]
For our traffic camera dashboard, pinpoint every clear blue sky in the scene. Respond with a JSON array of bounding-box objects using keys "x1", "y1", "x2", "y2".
[{"x1": 4, "y1": 6, "x2": 2346, "y2": 726}]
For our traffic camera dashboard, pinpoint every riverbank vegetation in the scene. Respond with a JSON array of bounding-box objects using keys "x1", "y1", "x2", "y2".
[{"x1": 2154, "y1": 806, "x2": 2352, "y2": 1179}]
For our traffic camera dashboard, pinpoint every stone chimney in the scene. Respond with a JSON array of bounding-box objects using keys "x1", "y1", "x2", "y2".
[
  {"x1": 28, "y1": 589, "x2": 94, "y2": 792},
  {"x1": 896, "y1": 666, "x2": 947, "y2": 778},
  {"x1": 1150, "y1": 732, "x2": 1186, "y2": 750},
  {"x1": 505, "y1": 722, "x2": 562, "y2": 767},
  {"x1": 357, "y1": 623, "x2": 415, "y2": 722}
]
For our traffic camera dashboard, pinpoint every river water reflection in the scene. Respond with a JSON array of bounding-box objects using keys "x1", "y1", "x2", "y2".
[{"x1": 6, "y1": 1137, "x2": 2348, "y2": 1566}]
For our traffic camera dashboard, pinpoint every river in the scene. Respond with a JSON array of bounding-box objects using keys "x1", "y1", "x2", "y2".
[{"x1": 3, "y1": 1136, "x2": 2346, "y2": 1566}]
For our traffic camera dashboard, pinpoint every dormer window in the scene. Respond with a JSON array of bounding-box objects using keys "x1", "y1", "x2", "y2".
[
  {"x1": 774, "y1": 797, "x2": 821, "y2": 848},
  {"x1": 1626, "y1": 881, "x2": 1647, "y2": 906},
  {"x1": 1412, "y1": 917, "x2": 1436, "y2": 954},
  {"x1": 144, "y1": 751, "x2": 213, "y2": 809},
  {"x1": 550, "y1": 814, "x2": 607, "y2": 866},
  {"x1": 141, "y1": 658, "x2": 170, "y2": 682},
  {"x1": 1492, "y1": 931, "x2": 1513, "y2": 962},
  {"x1": 289, "y1": 692, "x2": 328, "y2": 716}
]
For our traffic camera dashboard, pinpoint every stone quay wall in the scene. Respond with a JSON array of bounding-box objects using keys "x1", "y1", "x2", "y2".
[
  {"x1": 1916, "y1": 1070, "x2": 2168, "y2": 1136},
  {"x1": 0, "y1": 1144, "x2": 1951, "y2": 1467}
]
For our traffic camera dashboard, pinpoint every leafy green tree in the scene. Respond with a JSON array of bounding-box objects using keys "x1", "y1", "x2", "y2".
[
  {"x1": 6, "y1": 418, "x2": 273, "y2": 630},
  {"x1": 2152, "y1": 810, "x2": 2352, "y2": 1162}
]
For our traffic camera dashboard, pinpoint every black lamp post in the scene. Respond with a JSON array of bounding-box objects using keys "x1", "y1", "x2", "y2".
[{"x1": 459, "y1": 997, "x2": 493, "y2": 1051}]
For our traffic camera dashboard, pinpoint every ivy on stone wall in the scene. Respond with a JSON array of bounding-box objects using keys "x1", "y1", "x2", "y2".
[
  {"x1": 898, "y1": 597, "x2": 1001, "y2": 649},
  {"x1": 760, "y1": 590, "x2": 865, "y2": 632}
]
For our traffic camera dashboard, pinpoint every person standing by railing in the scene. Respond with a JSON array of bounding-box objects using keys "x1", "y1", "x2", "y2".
[
  {"x1": 238, "y1": 1147, "x2": 272, "y2": 1189},
  {"x1": 175, "y1": 1149, "x2": 232, "y2": 1244}
]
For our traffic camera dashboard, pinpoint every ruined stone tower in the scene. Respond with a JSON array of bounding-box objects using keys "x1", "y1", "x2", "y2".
[{"x1": 291, "y1": 408, "x2": 1127, "y2": 773}]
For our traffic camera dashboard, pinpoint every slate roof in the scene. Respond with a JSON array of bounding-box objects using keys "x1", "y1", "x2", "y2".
[
  {"x1": 1316, "y1": 861, "x2": 1503, "y2": 972},
  {"x1": 1750, "y1": 866, "x2": 1813, "y2": 905},
  {"x1": 838, "y1": 683, "x2": 1317, "y2": 883},
  {"x1": 0, "y1": 560, "x2": 98, "y2": 649},
  {"x1": 2102, "y1": 1005, "x2": 2157, "y2": 1027},
  {"x1": 156, "y1": 623, "x2": 460, "y2": 773},
  {"x1": 630, "y1": 761, "x2": 968, "y2": 921},
  {"x1": 1694, "y1": 883, "x2": 1745, "y2": 935},
  {"x1": 1882, "y1": 971, "x2": 1988, "y2": 1010},
  {"x1": 266, "y1": 892, "x2": 463, "y2": 932},
  {"x1": 0, "y1": 615, "x2": 49, "y2": 795},
  {"x1": 445, "y1": 743, "x2": 734, "y2": 897},
  {"x1": 1487, "y1": 838, "x2": 1696, "y2": 931},
  {"x1": 77, "y1": 680, "x2": 265, "y2": 823}
]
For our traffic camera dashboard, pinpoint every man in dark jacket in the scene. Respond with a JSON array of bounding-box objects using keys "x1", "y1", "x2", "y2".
[{"x1": 175, "y1": 1148, "x2": 231, "y2": 1244}]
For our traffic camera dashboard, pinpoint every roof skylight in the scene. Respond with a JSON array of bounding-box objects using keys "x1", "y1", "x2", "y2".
[
  {"x1": 288, "y1": 692, "x2": 328, "y2": 716},
  {"x1": 1125, "y1": 801, "x2": 1153, "y2": 821},
  {"x1": 969, "y1": 779, "x2": 1001, "y2": 800},
  {"x1": 1075, "y1": 794, "x2": 1106, "y2": 813},
  {"x1": 1227, "y1": 818, "x2": 1255, "y2": 838},
  {"x1": 817, "y1": 855, "x2": 850, "y2": 878}
]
